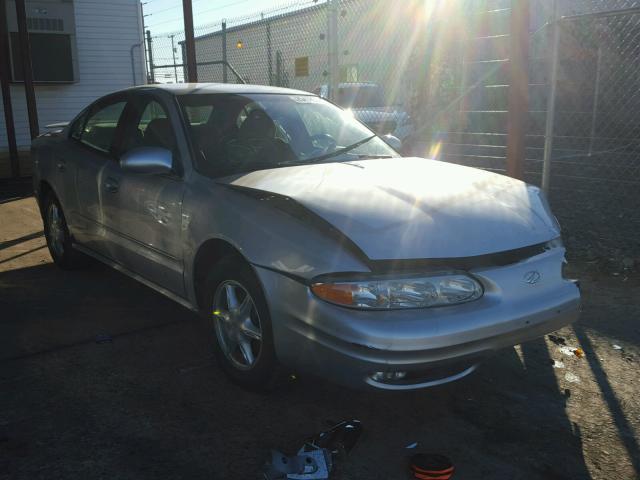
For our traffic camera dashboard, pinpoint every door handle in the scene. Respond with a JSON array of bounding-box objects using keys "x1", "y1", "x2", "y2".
[
  {"x1": 56, "y1": 159, "x2": 66, "y2": 172},
  {"x1": 104, "y1": 177, "x2": 119, "y2": 193}
]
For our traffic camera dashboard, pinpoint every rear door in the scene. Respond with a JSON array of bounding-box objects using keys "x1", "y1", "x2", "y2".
[
  {"x1": 98, "y1": 92, "x2": 186, "y2": 296},
  {"x1": 68, "y1": 94, "x2": 129, "y2": 255}
]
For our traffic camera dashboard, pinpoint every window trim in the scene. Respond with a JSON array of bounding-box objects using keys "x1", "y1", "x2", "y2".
[{"x1": 68, "y1": 107, "x2": 89, "y2": 141}]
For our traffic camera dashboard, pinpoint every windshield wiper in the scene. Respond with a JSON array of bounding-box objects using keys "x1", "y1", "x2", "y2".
[
  {"x1": 279, "y1": 135, "x2": 377, "y2": 167},
  {"x1": 311, "y1": 135, "x2": 377, "y2": 162}
]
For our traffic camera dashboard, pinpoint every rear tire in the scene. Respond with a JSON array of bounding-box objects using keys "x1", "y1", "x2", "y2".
[
  {"x1": 201, "y1": 255, "x2": 281, "y2": 391},
  {"x1": 43, "y1": 192, "x2": 88, "y2": 270}
]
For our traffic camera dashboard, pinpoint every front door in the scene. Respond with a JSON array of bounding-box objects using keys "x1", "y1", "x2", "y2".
[
  {"x1": 99, "y1": 94, "x2": 186, "y2": 296},
  {"x1": 71, "y1": 96, "x2": 128, "y2": 255}
]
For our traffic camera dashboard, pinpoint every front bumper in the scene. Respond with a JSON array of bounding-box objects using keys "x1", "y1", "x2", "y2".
[{"x1": 255, "y1": 248, "x2": 580, "y2": 390}]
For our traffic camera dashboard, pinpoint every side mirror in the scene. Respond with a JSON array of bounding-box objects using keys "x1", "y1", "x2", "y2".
[
  {"x1": 382, "y1": 134, "x2": 402, "y2": 151},
  {"x1": 120, "y1": 147, "x2": 173, "y2": 175}
]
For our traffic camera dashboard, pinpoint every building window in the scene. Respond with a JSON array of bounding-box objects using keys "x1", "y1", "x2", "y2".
[
  {"x1": 294, "y1": 56, "x2": 309, "y2": 77},
  {"x1": 10, "y1": 32, "x2": 74, "y2": 82}
]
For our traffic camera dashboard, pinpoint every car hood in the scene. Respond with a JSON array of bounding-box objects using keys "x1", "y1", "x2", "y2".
[{"x1": 221, "y1": 158, "x2": 560, "y2": 260}]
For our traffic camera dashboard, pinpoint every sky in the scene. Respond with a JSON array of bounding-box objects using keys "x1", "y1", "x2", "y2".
[{"x1": 142, "y1": 0, "x2": 289, "y2": 35}]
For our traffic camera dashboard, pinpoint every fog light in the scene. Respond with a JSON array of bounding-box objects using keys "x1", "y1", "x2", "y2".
[{"x1": 370, "y1": 371, "x2": 407, "y2": 382}]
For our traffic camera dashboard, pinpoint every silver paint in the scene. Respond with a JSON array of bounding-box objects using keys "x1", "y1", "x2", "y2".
[
  {"x1": 119, "y1": 147, "x2": 173, "y2": 175},
  {"x1": 31, "y1": 83, "x2": 581, "y2": 390}
]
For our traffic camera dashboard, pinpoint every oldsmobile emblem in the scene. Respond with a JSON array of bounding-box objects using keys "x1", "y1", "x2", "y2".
[{"x1": 523, "y1": 270, "x2": 542, "y2": 285}]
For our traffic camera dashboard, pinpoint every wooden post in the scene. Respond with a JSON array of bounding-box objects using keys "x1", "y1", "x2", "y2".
[
  {"x1": 182, "y1": 0, "x2": 197, "y2": 82},
  {"x1": 506, "y1": 0, "x2": 530, "y2": 179},
  {"x1": 0, "y1": 0, "x2": 19, "y2": 177},
  {"x1": 15, "y1": 0, "x2": 39, "y2": 139}
]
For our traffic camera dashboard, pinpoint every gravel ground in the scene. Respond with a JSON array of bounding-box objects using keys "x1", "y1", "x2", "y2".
[{"x1": 1, "y1": 187, "x2": 638, "y2": 480}]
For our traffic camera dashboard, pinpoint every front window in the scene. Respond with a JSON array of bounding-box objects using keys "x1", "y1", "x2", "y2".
[
  {"x1": 179, "y1": 93, "x2": 397, "y2": 177},
  {"x1": 119, "y1": 99, "x2": 178, "y2": 155}
]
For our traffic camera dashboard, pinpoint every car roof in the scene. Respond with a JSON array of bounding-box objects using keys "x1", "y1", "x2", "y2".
[{"x1": 122, "y1": 83, "x2": 314, "y2": 96}]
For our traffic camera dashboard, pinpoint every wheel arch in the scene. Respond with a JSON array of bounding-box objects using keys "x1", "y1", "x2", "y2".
[
  {"x1": 38, "y1": 179, "x2": 54, "y2": 201},
  {"x1": 37, "y1": 180, "x2": 57, "y2": 217},
  {"x1": 192, "y1": 237, "x2": 250, "y2": 311}
]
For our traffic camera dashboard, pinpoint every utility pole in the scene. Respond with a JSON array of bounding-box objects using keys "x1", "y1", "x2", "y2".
[
  {"x1": 505, "y1": 0, "x2": 530, "y2": 180},
  {"x1": 146, "y1": 30, "x2": 155, "y2": 83},
  {"x1": 182, "y1": 0, "x2": 197, "y2": 82},
  {"x1": 169, "y1": 34, "x2": 178, "y2": 82},
  {"x1": 141, "y1": 1, "x2": 152, "y2": 83}
]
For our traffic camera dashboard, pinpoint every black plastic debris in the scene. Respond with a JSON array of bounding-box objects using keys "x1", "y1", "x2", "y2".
[
  {"x1": 548, "y1": 334, "x2": 566, "y2": 346},
  {"x1": 308, "y1": 419, "x2": 362, "y2": 458}
]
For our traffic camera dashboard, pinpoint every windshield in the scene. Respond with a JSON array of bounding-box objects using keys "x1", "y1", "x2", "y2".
[
  {"x1": 179, "y1": 93, "x2": 397, "y2": 177},
  {"x1": 336, "y1": 85, "x2": 386, "y2": 108}
]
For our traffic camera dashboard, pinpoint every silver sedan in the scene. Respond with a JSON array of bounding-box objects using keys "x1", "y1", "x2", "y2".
[{"x1": 32, "y1": 84, "x2": 580, "y2": 391}]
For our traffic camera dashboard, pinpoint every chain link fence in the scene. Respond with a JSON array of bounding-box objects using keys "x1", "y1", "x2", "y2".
[
  {"x1": 147, "y1": 0, "x2": 640, "y2": 266},
  {"x1": 546, "y1": 8, "x2": 640, "y2": 263}
]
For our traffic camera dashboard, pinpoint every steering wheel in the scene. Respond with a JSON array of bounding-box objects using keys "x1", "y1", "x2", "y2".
[{"x1": 309, "y1": 133, "x2": 337, "y2": 154}]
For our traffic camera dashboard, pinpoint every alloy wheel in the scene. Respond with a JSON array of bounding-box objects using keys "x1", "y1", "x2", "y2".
[
  {"x1": 47, "y1": 203, "x2": 65, "y2": 257},
  {"x1": 212, "y1": 280, "x2": 263, "y2": 370}
]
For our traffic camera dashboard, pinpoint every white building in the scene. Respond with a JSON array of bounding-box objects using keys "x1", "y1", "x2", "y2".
[
  {"x1": 0, "y1": 0, "x2": 146, "y2": 175},
  {"x1": 189, "y1": 0, "x2": 422, "y2": 104}
]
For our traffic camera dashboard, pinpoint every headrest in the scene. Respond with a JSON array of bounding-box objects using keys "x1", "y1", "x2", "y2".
[{"x1": 237, "y1": 109, "x2": 275, "y2": 141}]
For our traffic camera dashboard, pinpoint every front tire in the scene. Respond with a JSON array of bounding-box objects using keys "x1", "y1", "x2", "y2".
[
  {"x1": 202, "y1": 256, "x2": 280, "y2": 391},
  {"x1": 43, "y1": 193, "x2": 87, "y2": 270}
]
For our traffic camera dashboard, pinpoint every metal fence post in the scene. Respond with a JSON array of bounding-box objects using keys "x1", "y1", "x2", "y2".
[
  {"x1": 588, "y1": 46, "x2": 602, "y2": 156},
  {"x1": 146, "y1": 30, "x2": 155, "y2": 83},
  {"x1": 506, "y1": 0, "x2": 530, "y2": 180},
  {"x1": 266, "y1": 19, "x2": 273, "y2": 85},
  {"x1": 327, "y1": 0, "x2": 339, "y2": 102},
  {"x1": 169, "y1": 34, "x2": 178, "y2": 82},
  {"x1": 542, "y1": 1, "x2": 560, "y2": 193},
  {"x1": 275, "y1": 50, "x2": 282, "y2": 86},
  {"x1": 222, "y1": 21, "x2": 227, "y2": 83}
]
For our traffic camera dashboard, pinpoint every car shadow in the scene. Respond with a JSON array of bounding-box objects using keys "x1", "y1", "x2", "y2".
[
  {"x1": 0, "y1": 178, "x2": 33, "y2": 204},
  {"x1": 0, "y1": 261, "x2": 605, "y2": 479},
  {"x1": 573, "y1": 322, "x2": 640, "y2": 474}
]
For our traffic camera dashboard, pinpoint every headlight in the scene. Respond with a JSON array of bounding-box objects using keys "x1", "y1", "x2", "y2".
[{"x1": 311, "y1": 273, "x2": 483, "y2": 310}]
